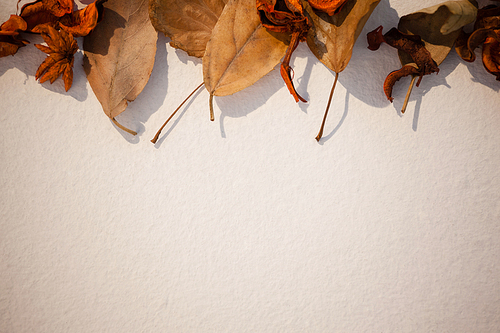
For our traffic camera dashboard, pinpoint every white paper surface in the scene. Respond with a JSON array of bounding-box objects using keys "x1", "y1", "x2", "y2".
[{"x1": 1, "y1": 0, "x2": 500, "y2": 331}]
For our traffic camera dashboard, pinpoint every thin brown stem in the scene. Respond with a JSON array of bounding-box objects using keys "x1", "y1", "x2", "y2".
[
  {"x1": 151, "y1": 82, "x2": 204, "y2": 144},
  {"x1": 112, "y1": 117, "x2": 137, "y2": 135},
  {"x1": 209, "y1": 93, "x2": 214, "y2": 121},
  {"x1": 316, "y1": 72, "x2": 339, "y2": 142},
  {"x1": 401, "y1": 75, "x2": 417, "y2": 114}
]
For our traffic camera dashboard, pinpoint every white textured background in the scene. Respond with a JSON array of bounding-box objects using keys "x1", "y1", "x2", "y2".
[{"x1": 1, "y1": 0, "x2": 500, "y2": 331}]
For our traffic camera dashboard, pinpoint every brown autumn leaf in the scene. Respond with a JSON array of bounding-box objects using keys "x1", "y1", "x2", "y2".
[
  {"x1": 83, "y1": 0, "x2": 158, "y2": 135},
  {"x1": 203, "y1": 0, "x2": 289, "y2": 119},
  {"x1": 149, "y1": 0, "x2": 227, "y2": 58},
  {"x1": 34, "y1": 25, "x2": 78, "y2": 91},
  {"x1": 306, "y1": 0, "x2": 381, "y2": 74},
  {"x1": 304, "y1": 0, "x2": 381, "y2": 141}
]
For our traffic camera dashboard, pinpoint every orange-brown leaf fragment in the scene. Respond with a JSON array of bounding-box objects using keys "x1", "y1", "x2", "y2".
[
  {"x1": 307, "y1": 0, "x2": 348, "y2": 16},
  {"x1": 20, "y1": 0, "x2": 74, "y2": 32},
  {"x1": 0, "y1": 15, "x2": 29, "y2": 57},
  {"x1": 383, "y1": 65, "x2": 419, "y2": 102},
  {"x1": 35, "y1": 25, "x2": 78, "y2": 91},
  {"x1": 59, "y1": 0, "x2": 103, "y2": 37},
  {"x1": 482, "y1": 30, "x2": 500, "y2": 80}
]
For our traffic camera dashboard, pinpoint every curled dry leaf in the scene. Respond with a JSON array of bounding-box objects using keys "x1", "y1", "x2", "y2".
[
  {"x1": 203, "y1": 0, "x2": 289, "y2": 119},
  {"x1": 35, "y1": 25, "x2": 78, "y2": 91},
  {"x1": 455, "y1": 3, "x2": 500, "y2": 80},
  {"x1": 0, "y1": 15, "x2": 29, "y2": 57},
  {"x1": 20, "y1": 0, "x2": 74, "y2": 32},
  {"x1": 59, "y1": 0, "x2": 106, "y2": 37},
  {"x1": 83, "y1": 0, "x2": 157, "y2": 135},
  {"x1": 368, "y1": 0, "x2": 477, "y2": 109},
  {"x1": 149, "y1": 0, "x2": 227, "y2": 58}
]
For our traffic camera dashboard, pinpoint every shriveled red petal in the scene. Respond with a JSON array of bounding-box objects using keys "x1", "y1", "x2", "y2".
[
  {"x1": 308, "y1": 0, "x2": 348, "y2": 16},
  {"x1": 367, "y1": 25, "x2": 384, "y2": 51},
  {"x1": 482, "y1": 31, "x2": 500, "y2": 80},
  {"x1": 0, "y1": 37, "x2": 24, "y2": 57},
  {"x1": 62, "y1": 57, "x2": 74, "y2": 91},
  {"x1": 456, "y1": 28, "x2": 500, "y2": 62},
  {"x1": 44, "y1": 0, "x2": 74, "y2": 17},
  {"x1": 35, "y1": 52, "x2": 64, "y2": 78},
  {"x1": 34, "y1": 43, "x2": 53, "y2": 54},
  {"x1": 59, "y1": 2, "x2": 99, "y2": 37},
  {"x1": 0, "y1": 15, "x2": 28, "y2": 32},
  {"x1": 280, "y1": 31, "x2": 307, "y2": 102},
  {"x1": 383, "y1": 65, "x2": 419, "y2": 102}
]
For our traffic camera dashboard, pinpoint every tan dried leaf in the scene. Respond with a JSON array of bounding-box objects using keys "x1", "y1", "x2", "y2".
[
  {"x1": 397, "y1": 0, "x2": 478, "y2": 67},
  {"x1": 149, "y1": 0, "x2": 227, "y2": 58},
  {"x1": 83, "y1": 0, "x2": 158, "y2": 135},
  {"x1": 202, "y1": 0, "x2": 289, "y2": 97},
  {"x1": 306, "y1": 0, "x2": 381, "y2": 74}
]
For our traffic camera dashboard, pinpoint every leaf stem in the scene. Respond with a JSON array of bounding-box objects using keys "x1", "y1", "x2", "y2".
[
  {"x1": 151, "y1": 82, "x2": 204, "y2": 144},
  {"x1": 209, "y1": 93, "x2": 214, "y2": 121},
  {"x1": 401, "y1": 75, "x2": 417, "y2": 114},
  {"x1": 316, "y1": 72, "x2": 338, "y2": 142},
  {"x1": 112, "y1": 117, "x2": 137, "y2": 135}
]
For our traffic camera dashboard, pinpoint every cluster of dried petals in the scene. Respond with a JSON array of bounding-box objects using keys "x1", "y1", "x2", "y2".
[
  {"x1": 257, "y1": 0, "x2": 311, "y2": 102},
  {"x1": 308, "y1": 0, "x2": 348, "y2": 16},
  {"x1": 456, "y1": 3, "x2": 500, "y2": 80},
  {"x1": 0, "y1": 0, "x2": 105, "y2": 89},
  {"x1": 0, "y1": 15, "x2": 29, "y2": 57},
  {"x1": 35, "y1": 25, "x2": 78, "y2": 91},
  {"x1": 367, "y1": 26, "x2": 439, "y2": 102}
]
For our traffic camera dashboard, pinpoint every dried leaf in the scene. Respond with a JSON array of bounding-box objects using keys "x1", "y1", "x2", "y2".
[
  {"x1": 306, "y1": 0, "x2": 381, "y2": 74},
  {"x1": 397, "y1": 0, "x2": 478, "y2": 67},
  {"x1": 20, "y1": 0, "x2": 74, "y2": 32},
  {"x1": 34, "y1": 25, "x2": 78, "y2": 91},
  {"x1": 83, "y1": 0, "x2": 157, "y2": 134},
  {"x1": 482, "y1": 30, "x2": 500, "y2": 80},
  {"x1": 59, "y1": 0, "x2": 105, "y2": 37},
  {"x1": 0, "y1": 15, "x2": 29, "y2": 57},
  {"x1": 203, "y1": 0, "x2": 289, "y2": 97},
  {"x1": 455, "y1": 2, "x2": 500, "y2": 80},
  {"x1": 149, "y1": 0, "x2": 227, "y2": 58}
]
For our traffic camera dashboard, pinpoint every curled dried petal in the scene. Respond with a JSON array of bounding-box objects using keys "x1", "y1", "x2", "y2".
[
  {"x1": 383, "y1": 65, "x2": 419, "y2": 102},
  {"x1": 59, "y1": 1, "x2": 101, "y2": 37},
  {"x1": 482, "y1": 31, "x2": 500, "y2": 80},
  {"x1": 308, "y1": 0, "x2": 347, "y2": 16},
  {"x1": 367, "y1": 25, "x2": 384, "y2": 51},
  {"x1": 456, "y1": 28, "x2": 500, "y2": 62}
]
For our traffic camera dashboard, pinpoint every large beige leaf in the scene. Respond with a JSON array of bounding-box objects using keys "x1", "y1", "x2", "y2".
[
  {"x1": 203, "y1": 0, "x2": 289, "y2": 97},
  {"x1": 306, "y1": 0, "x2": 381, "y2": 74},
  {"x1": 397, "y1": 0, "x2": 478, "y2": 66},
  {"x1": 83, "y1": 0, "x2": 158, "y2": 134},
  {"x1": 149, "y1": 0, "x2": 227, "y2": 58}
]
